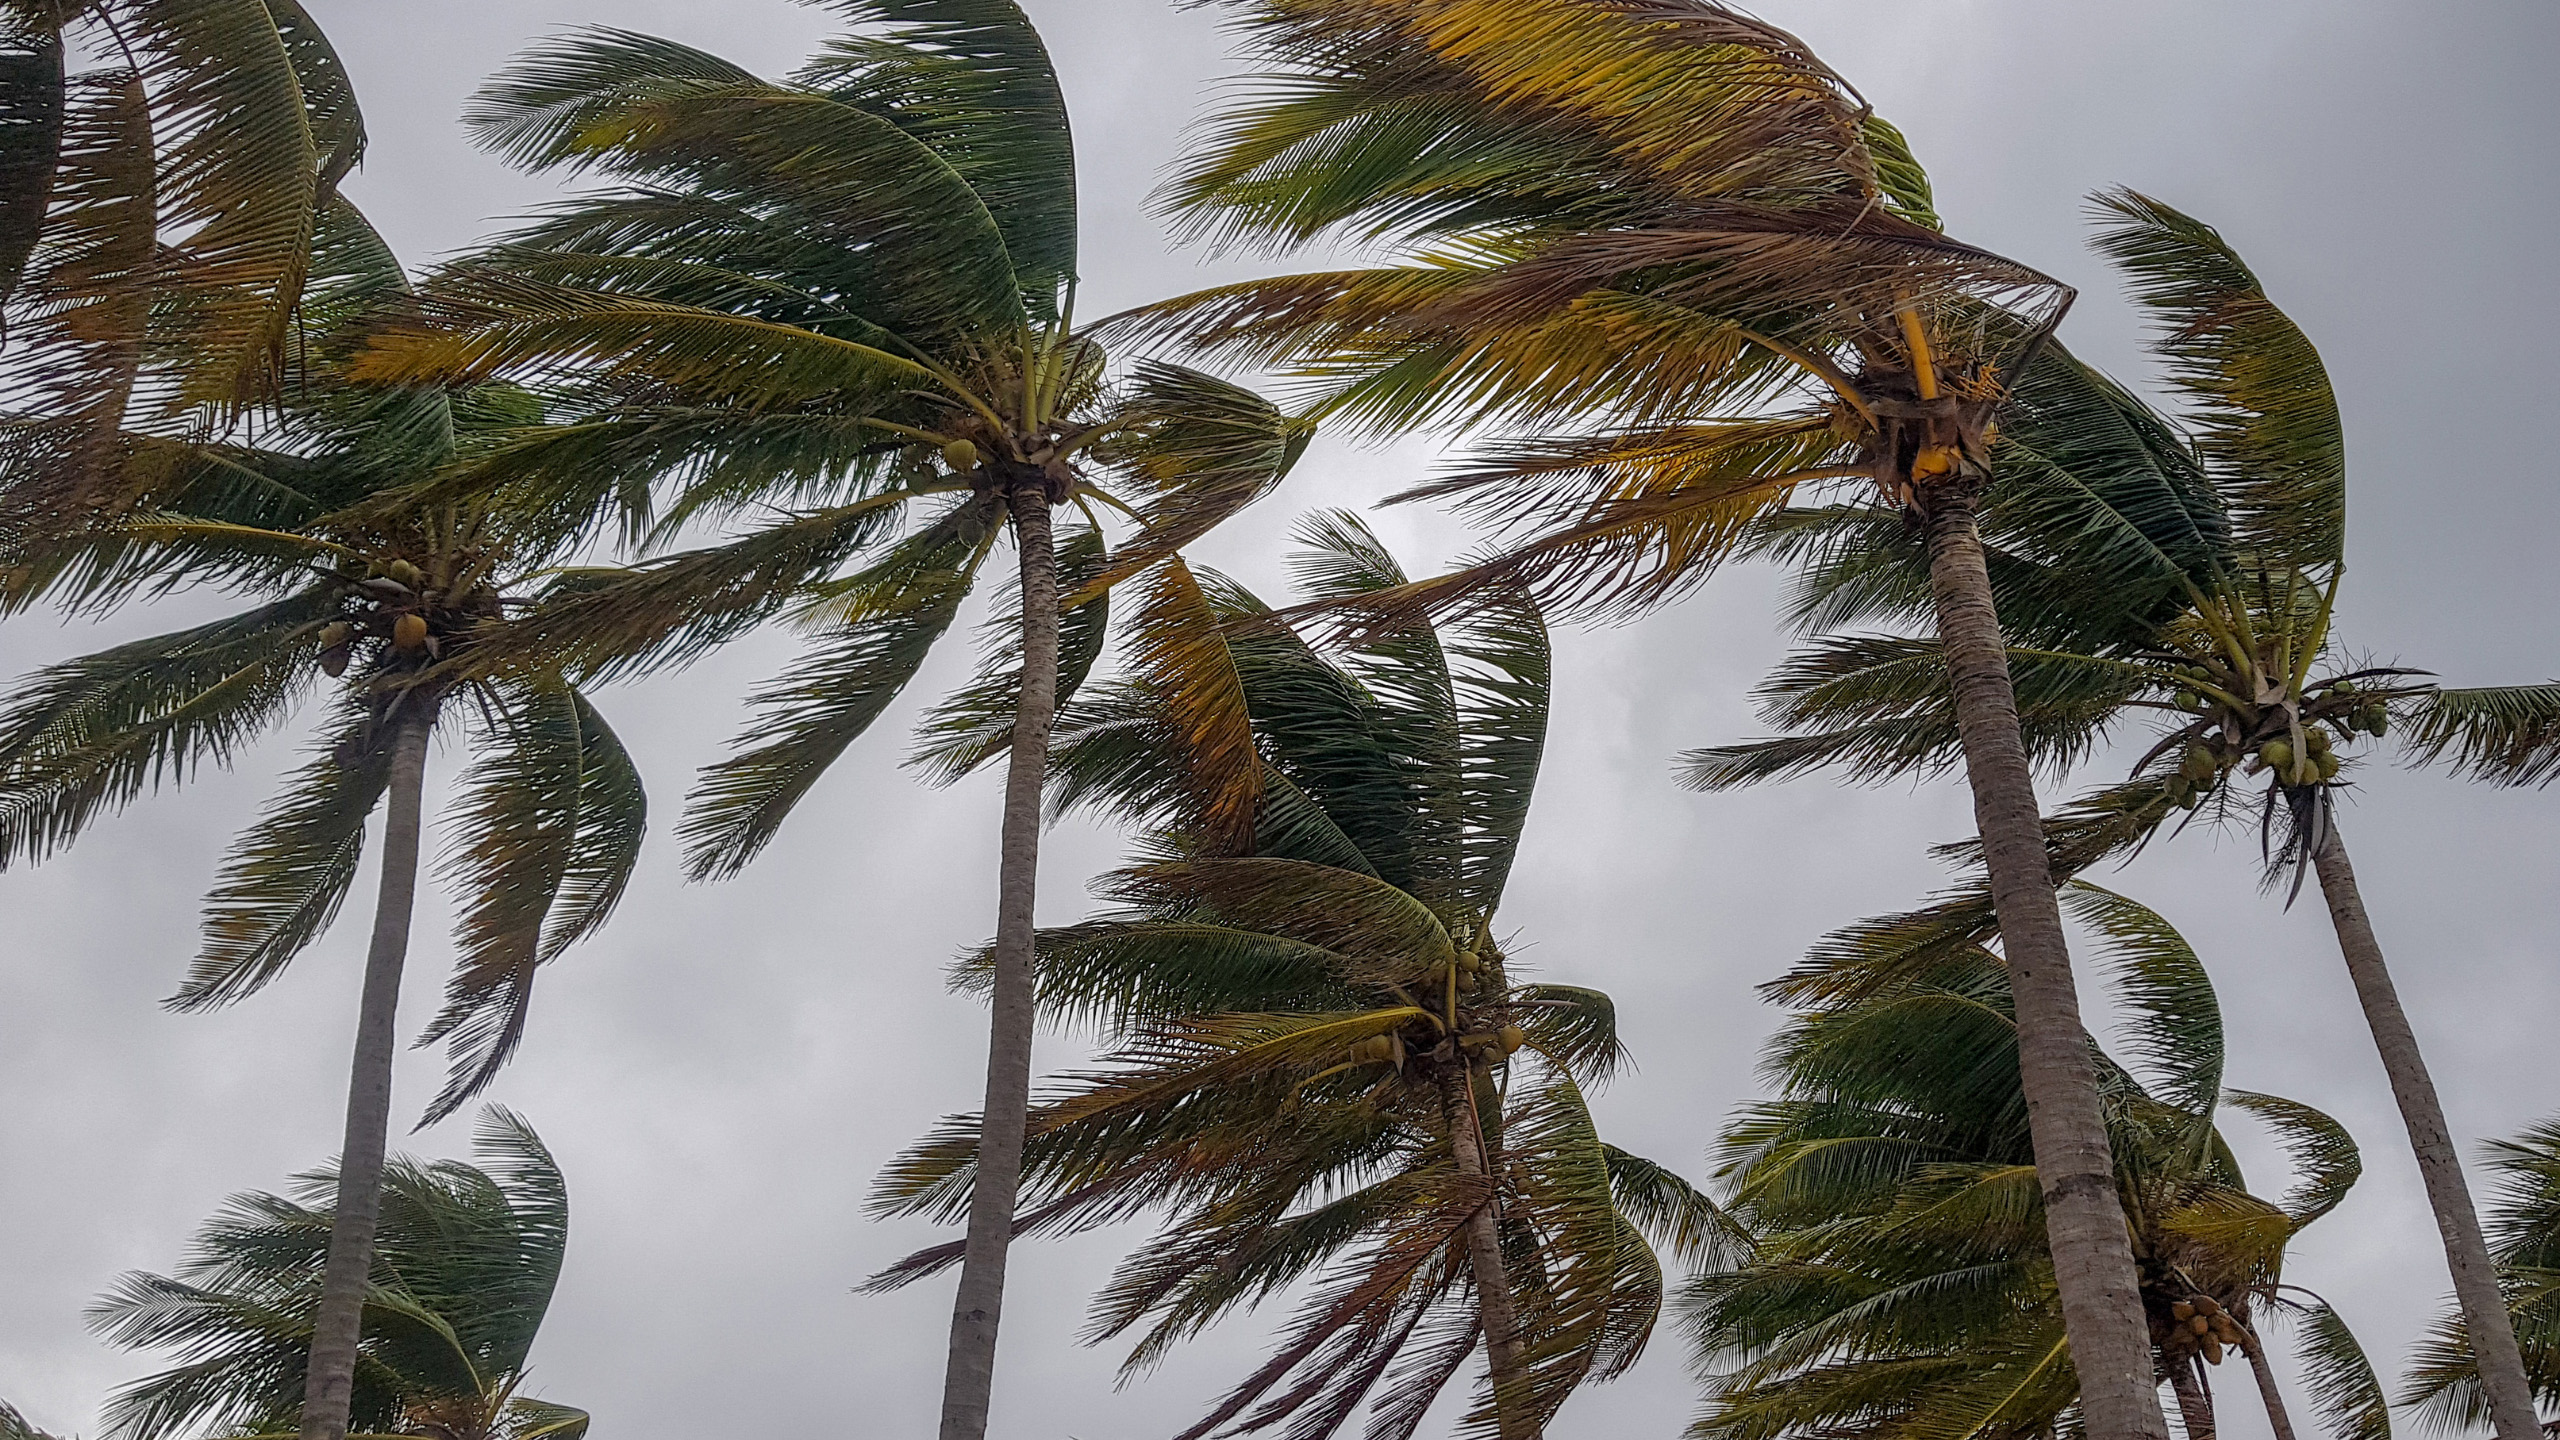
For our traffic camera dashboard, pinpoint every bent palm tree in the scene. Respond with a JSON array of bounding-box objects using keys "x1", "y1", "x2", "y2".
[
  {"x1": 0, "y1": 203, "x2": 646, "y2": 1440},
  {"x1": 1118, "y1": 7, "x2": 2216, "y2": 1432},
  {"x1": 355, "y1": 10, "x2": 1307, "y2": 1436},
  {"x1": 2405, "y1": 1116, "x2": 2560, "y2": 1430},
  {"x1": 1687, "y1": 190, "x2": 2551, "y2": 1437},
  {"x1": 872, "y1": 515, "x2": 1732, "y2": 1440},
  {"x1": 88, "y1": 1107, "x2": 586, "y2": 1440},
  {"x1": 0, "y1": 0, "x2": 366, "y2": 531},
  {"x1": 1696, "y1": 883, "x2": 2388, "y2": 1440}
]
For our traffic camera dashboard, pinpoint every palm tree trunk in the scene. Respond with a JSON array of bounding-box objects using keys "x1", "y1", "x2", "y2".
[
  {"x1": 1923, "y1": 491, "x2": 2167, "y2": 1440},
  {"x1": 939, "y1": 487, "x2": 1061, "y2": 1440},
  {"x1": 2237, "y1": 1327, "x2": 2299, "y2": 1440},
  {"x1": 2167, "y1": 1359, "x2": 2216, "y2": 1440},
  {"x1": 1442, "y1": 1063, "x2": 1533, "y2": 1440},
  {"x1": 2309, "y1": 823, "x2": 2540, "y2": 1439},
  {"x1": 297, "y1": 707, "x2": 433, "y2": 1440}
]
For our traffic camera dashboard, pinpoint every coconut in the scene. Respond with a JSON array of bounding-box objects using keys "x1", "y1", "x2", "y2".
[
  {"x1": 384, "y1": 559, "x2": 424, "y2": 589},
  {"x1": 2171, "y1": 1301, "x2": 2197, "y2": 1322},
  {"x1": 393, "y1": 614, "x2": 430, "y2": 653},
  {"x1": 942, "y1": 439, "x2": 980, "y2": 471},
  {"x1": 1457, "y1": 951, "x2": 1483, "y2": 973},
  {"x1": 2306, "y1": 725, "x2": 2333, "y2": 754},
  {"x1": 320, "y1": 644, "x2": 351, "y2": 678},
  {"x1": 2363, "y1": 704, "x2": 2390, "y2": 736},
  {"x1": 319, "y1": 621, "x2": 352, "y2": 650},
  {"x1": 2316, "y1": 751, "x2": 2342, "y2": 781},
  {"x1": 2181, "y1": 745, "x2": 2218, "y2": 781},
  {"x1": 2259, "y1": 739, "x2": 2294, "y2": 772},
  {"x1": 1497, "y1": 1025, "x2": 1526, "y2": 1055},
  {"x1": 2188, "y1": 1315, "x2": 2212, "y2": 1337},
  {"x1": 2203, "y1": 1338, "x2": 2225, "y2": 1366}
]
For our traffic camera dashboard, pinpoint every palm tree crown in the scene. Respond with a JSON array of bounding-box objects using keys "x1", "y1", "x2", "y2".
[
  {"x1": 88, "y1": 1108, "x2": 585, "y2": 1440},
  {"x1": 1695, "y1": 883, "x2": 2386, "y2": 1440},
  {"x1": 873, "y1": 514, "x2": 1728, "y2": 1440}
]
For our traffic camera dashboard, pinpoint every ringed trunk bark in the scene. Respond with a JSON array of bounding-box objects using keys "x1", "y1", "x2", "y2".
[
  {"x1": 297, "y1": 708, "x2": 434, "y2": 1440},
  {"x1": 2238, "y1": 1327, "x2": 2300, "y2": 1440},
  {"x1": 1442, "y1": 1064, "x2": 1534, "y2": 1440},
  {"x1": 2168, "y1": 1359, "x2": 2217, "y2": 1440},
  {"x1": 2309, "y1": 824, "x2": 2540, "y2": 1439},
  {"x1": 938, "y1": 487, "x2": 1062, "y2": 1440},
  {"x1": 1922, "y1": 491, "x2": 2167, "y2": 1440}
]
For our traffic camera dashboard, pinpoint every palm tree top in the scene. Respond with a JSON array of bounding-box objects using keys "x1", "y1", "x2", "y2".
[
  {"x1": 874, "y1": 514, "x2": 1729, "y2": 1438},
  {"x1": 87, "y1": 1108, "x2": 584, "y2": 1440},
  {"x1": 1694, "y1": 882, "x2": 2388, "y2": 1440}
]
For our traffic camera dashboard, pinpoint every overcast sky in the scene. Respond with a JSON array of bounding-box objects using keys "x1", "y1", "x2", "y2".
[{"x1": 6, "y1": 3, "x2": 2558, "y2": 1437}]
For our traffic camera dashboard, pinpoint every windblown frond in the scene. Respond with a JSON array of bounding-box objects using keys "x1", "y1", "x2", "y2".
[{"x1": 423, "y1": 680, "x2": 646, "y2": 1123}]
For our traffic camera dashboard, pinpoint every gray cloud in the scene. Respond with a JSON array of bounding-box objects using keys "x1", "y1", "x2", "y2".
[{"x1": 5, "y1": 2, "x2": 2555, "y2": 1436}]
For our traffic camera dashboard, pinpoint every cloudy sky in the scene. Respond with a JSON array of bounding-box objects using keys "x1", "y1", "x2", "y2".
[{"x1": 6, "y1": 2, "x2": 2558, "y2": 1436}]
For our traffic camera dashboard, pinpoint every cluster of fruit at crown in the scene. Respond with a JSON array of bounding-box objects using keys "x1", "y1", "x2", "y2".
[
  {"x1": 315, "y1": 557, "x2": 469, "y2": 677},
  {"x1": 1341, "y1": 945, "x2": 1527, "y2": 1072},
  {"x1": 2163, "y1": 1293, "x2": 2248, "y2": 1367},
  {"x1": 2158, "y1": 658, "x2": 2394, "y2": 808}
]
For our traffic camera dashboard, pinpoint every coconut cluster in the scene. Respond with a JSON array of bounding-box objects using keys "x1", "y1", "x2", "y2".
[
  {"x1": 2156, "y1": 1292, "x2": 2249, "y2": 1368},
  {"x1": 2151, "y1": 652, "x2": 2400, "y2": 810},
  {"x1": 1343, "y1": 940, "x2": 1529, "y2": 1079},
  {"x1": 316, "y1": 555, "x2": 501, "y2": 678}
]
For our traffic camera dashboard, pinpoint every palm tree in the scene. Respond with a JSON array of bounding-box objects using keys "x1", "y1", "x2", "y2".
[
  {"x1": 87, "y1": 1106, "x2": 587, "y2": 1440},
  {"x1": 0, "y1": 0, "x2": 367, "y2": 530},
  {"x1": 1686, "y1": 190, "x2": 2555, "y2": 1438},
  {"x1": 1695, "y1": 883, "x2": 2388, "y2": 1440},
  {"x1": 870, "y1": 513, "x2": 1731, "y2": 1440},
  {"x1": 351, "y1": 10, "x2": 1309, "y2": 1436},
  {"x1": 1113, "y1": 6, "x2": 2222, "y2": 1432},
  {"x1": 0, "y1": 201, "x2": 647, "y2": 1440},
  {"x1": 2405, "y1": 1116, "x2": 2560, "y2": 1430}
]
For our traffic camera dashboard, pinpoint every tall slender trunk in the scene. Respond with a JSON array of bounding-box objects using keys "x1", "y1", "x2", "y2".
[
  {"x1": 298, "y1": 708, "x2": 433, "y2": 1440},
  {"x1": 2167, "y1": 1359, "x2": 2216, "y2": 1440},
  {"x1": 2238, "y1": 1326, "x2": 2299, "y2": 1440},
  {"x1": 1442, "y1": 1064, "x2": 1533, "y2": 1440},
  {"x1": 2309, "y1": 824, "x2": 2540, "y2": 1439},
  {"x1": 938, "y1": 487, "x2": 1061, "y2": 1440},
  {"x1": 1923, "y1": 492, "x2": 2167, "y2": 1440}
]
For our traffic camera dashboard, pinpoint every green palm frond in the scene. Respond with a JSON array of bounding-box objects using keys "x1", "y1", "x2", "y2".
[
  {"x1": 1082, "y1": 361, "x2": 1314, "y2": 595},
  {"x1": 681, "y1": 522, "x2": 979, "y2": 879},
  {"x1": 0, "y1": 592, "x2": 332, "y2": 869},
  {"x1": 2282, "y1": 1295, "x2": 2393, "y2": 1440},
  {"x1": 799, "y1": 0, "x2": 1078, "y2": 311},
  {"x1": 422, "y1": 683, "x2": 646, "y2": 1123},
  {"x1": 2403, "y1": 683, "x2": 2560, "y2": 788},
  {"x1": 1604, "y1": 1147, "x2": 1745, "y2": 1274},
  {"x1": 2090, "y1": 188, "x2": 2344, "y2": 570},
  {"x1": 2062, "y1": 882, "x2": 2224, "y2": 1123},
  {"x1": 180, "y1": 698, "x2": 403, "y2": 1012},
  {"x1": 1680, "y1": 635, "x2": 2149, "y2": 791},
  {"x1": 2224, "y1": 1091, "x2": 2361, "y2": 1230}
]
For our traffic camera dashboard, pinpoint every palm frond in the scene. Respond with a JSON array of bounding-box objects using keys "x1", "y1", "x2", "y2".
[
  {"x1": 2223, "y1": 1091, "x2": 2361, "y2": 1230},
  {"x1": 2279, "y1": 1295, "x2": 2393, "y2": 1440},
  {"x1": 180, "y1": 698, "x2": 403, "y2": 1011},
  {"x1": 2402, "y1": 683, "x2": 2560, "y2": 789},
  {"x1": 2061, "y1": 882, "x2": 2223, "y2": 1122},
  {"x1": 421, "y1": 681, "x2": 646, "y2": 1123},
  {"x1": 801, "y1": 0, "x2": 1078, "y2": 312},
  {"x1": 2090, "y1": 188, "x2": 2343, "y2": 571},
  {"x1": 681, "y1": 522, "x2": 976, "y2": 879},
  {"x1": 0, "y1": 593, "x2": 333, "y2": 870}
]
